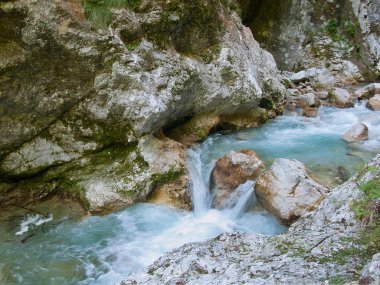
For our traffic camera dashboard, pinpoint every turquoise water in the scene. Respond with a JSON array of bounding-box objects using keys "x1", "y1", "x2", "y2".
[{"x1": 0, "y1": 102, "x2": 379, "y2": 285}]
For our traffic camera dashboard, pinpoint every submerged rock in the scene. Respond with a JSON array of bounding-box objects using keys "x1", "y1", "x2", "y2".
[
  {"x1": 210, "y1": 149, "x2": 264, "y2": 209},
  {"x1": 303, "y1": 107, "x2": 319, "y2": 117},
  {"x1": 255, "y1": 158, "x2": 327, "y2": 224},
  {"x1": 367, "y1": 94, "x2": 380, "y2": 111},
  {"x1": 342, "y1": 123, "x2": 369, "y2": 142}
]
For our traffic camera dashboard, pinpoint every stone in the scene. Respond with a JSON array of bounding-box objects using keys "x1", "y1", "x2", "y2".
[
  {"x1": 359, "y1": 253, "x2": 380, "y2": 285},
  {"x1": 316, "y1": 91, "x2": 329, "y2": 100},
  {"x1": 121, "y1": 155, "x2": 380, "y2": 285},
  {"x1": 367, "y1": 94, "x2": 380, "y2": 111},
  {"x1": 219, "y1": 108, "x2": 269, "y2": 130},
  {"x1": 297, "y1": 93, "x2": 320, "y2": 108},
  {"x1": 303, "y1": 107, "x2": 319, "y2": 117},
  {"x1": 0, "y1": 0, "x2": 287, "y2": 211},
  {"x1": 210, "y1": 149, "x2": 264, "y2": 209},
  {"x1": 255, "y1": 158, "x2": 327, "y2": 224},
  {"x1": 148, "y1": 175, "x2": 191, "y2": 210},
  {"x1": 342, "y1": 123, "x2": 369, "y2": 142},
  {"x1": 354, "y1": 83, "x2": 380, "y2": 99},
  {"x1": 330, "y1": 88, "x2": 355, "y2": 108}
]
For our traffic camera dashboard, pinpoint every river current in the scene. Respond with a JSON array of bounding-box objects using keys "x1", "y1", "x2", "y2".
[{"x1": 0, "y1": 102, "x2": 379, "y2": 285}]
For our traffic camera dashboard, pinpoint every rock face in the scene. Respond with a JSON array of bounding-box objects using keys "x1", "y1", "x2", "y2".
[
  {"x1": 0, "y1": 0, "x2": 286, "y2": 212},
  {"x1": 360, "y1": 253, "x2": 380, "y2": 285},
  {"x1": 367, "y1": 94, "x2": 380, "y2": 111},
  {"x1": 342, "y1": 123, "x2": 369, "y2": 142},
  {"x1": 255, "y1": 158, "x2": 327, "y2": 224},
  {"x1": 240, "y1": 0, "x2": 380, "y2": 80},
  {"x1": 121, "y1": 155, "x2": 380, "y2": 285},
  {"x1": 210, "y1": 150, "x2": 264, "y2": 209}
]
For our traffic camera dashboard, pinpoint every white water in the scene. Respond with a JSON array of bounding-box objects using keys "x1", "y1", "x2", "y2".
[{"x1": 1, "y1": 102, "x2": 379, "y2": 285}]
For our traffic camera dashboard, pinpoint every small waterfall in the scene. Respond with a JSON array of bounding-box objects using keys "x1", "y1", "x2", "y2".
[
  {"x1": 188, "y1": 148, "x2": 255, "y2": 219},
  {"x1": 229, "y1": 181, "x2": 255, "y2": 219},
  {"x1": 187, "y1": 148, "x2": 212, "y2": 215}
]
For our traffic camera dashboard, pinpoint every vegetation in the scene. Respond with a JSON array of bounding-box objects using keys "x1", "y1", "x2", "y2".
[{"x1": 82, "y1": 0, "x2": 140, "y2": 29}]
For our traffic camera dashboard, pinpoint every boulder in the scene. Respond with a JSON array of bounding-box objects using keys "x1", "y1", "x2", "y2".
[
  {"x1": 148, "y1": 175, "x2": 191, "y2": 210},
  {"x1": 303, "y1": 107, "x2": 318, "y2": 117},
  {"x1": 219, "y1": 108, "x2": 268, "y2": 130},
  {"x1": 342, "y1": 123, "x2": 369, "y2": 143},
  {"x1": 367, "y1": 94, "x2": 380, "y2": 111},
  {"x1": 330, "y1": 88, "x2": 354, "y2": 108},
  {"x1": 210, "y1": 149, "x2": 264, "y2": 209},
  {"x1": 290, "y1": 68, "x2": 336, "y2": 89},
  {"x1": 255, "y1": 158, "x2": 327, "y2": 224},
  {"x1": 354, "y1": 83, "x2": 380, "y2": 99},
  {"x1": 359, "y1": 253, "x2": 380, "y2": 285},
  {"x1": 296, "y1": 93, "x2": 320, "y2": 108}
]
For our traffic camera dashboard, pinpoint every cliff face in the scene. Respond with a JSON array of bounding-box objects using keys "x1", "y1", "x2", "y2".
[
  {"x1": 0, "y1": 0, "x2": 285, "y2": 212},
  {"x1": 240, "y1": 0, "x2": 380, "y2": 80}
]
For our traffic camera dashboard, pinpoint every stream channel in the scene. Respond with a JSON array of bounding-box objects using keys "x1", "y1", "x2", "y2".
[{"x1": 1, "y1": 102, "x2": 379, "y2": 285}]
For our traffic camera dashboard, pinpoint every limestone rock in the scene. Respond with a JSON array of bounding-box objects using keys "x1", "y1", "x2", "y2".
[
  {"x1": 210, "y1": 149, "x2": 264, "y2": 209},
  {"x1": 148, "y1": 175, "x2": 191, "y2": 211},
  {"x1": 290, "y1": 68, "x2": 336, "y2": 89},
  {"x1": 367, "y1": 94, "x2": 380, "y2": 111},
  {"x1": 354, "y1": 83, "x2": 380, "y2": 99},
  {"x1": 255, "y1": 158, "x2": 327, "y2": 224},
  {"x1": 330, "y1": 88, "x2": 355, "y2": 108},
  {"x1": 121, "y1": 155, "x2": 380, "y2": 285},
  {"x1": 303, "y1": 107, "x2": 319, "y2": 117},
  {"x1": 360, "y1": 253, "x2": 380, "y2": 285},
  {"x1": 219, "y1": 108, "x2": 269, "y2": 130},
  {"x1": 297, "y1": 93, "x2": 320, "y2": 108},
  {"x1": 342, "y1": 123, "x2": 369, "y2": 142}
]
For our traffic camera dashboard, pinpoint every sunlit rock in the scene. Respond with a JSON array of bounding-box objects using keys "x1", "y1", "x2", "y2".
[{"x1": 342, "y1": 123, "x2": 369, "y2": 142}]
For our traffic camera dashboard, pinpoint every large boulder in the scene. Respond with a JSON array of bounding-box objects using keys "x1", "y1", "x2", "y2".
[
  {"x1": 367, "y1": 94, "x2": 380, "y2": 111},
  {"x1": 255, "y1": 158, "x2": 327, "y2": 224},
  {"x1": 210, "y1": 149, "x2": 264, "y2": 209},
  {"x1": 342, "y1": 123, "x2": 369, "y2": 142}
]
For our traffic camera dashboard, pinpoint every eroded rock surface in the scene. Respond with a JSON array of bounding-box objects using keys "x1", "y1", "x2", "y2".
[
  {"x1": 210, "y1": 149, "x2": 264, "y2": 209},
  {"x1": 121, "y1": 155, "x2": 380, "y2": 285},
  {"x1": 0, "y1": 0, "x2": 286, "y2": 212},
  {"x1": 343, "y1": 123, "x2": 369, "y2": 143},
  {"x1": 255, "y1": 158, "x2": 327, "y2": 224}
]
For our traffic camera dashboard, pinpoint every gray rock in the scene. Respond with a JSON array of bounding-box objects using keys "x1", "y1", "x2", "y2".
[
  {"x1": 354, "y1": 83, "x2": 380, "y2": 99},
  {"x1": 298, "y1": 92, "x2": 320, "y2": 107},
  {"x1": 367, "y1": 94, "x2": 380, "y2": 111},
  {"x1": 342, "y1": 123, "x2": 369, "y2": 142},
  {"x1": 255, "y1": 158, "x2": 327, "y2": 224},
  {"x1": 121, "y1": 155, "x2": 380, "y2": 285},
  {"x1": 331, "y1": 88, "x2": 355, "y2": 108},
  {"x1": 360, "y1": 253, "x2": 380, "y2": 285}
]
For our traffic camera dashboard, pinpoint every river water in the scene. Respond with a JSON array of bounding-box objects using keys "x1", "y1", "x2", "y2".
[{"x1": 0, "y1": 102, "x2": 379, "y2": 285}]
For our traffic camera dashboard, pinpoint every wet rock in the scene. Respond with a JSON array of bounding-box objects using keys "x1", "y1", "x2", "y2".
[
  {"x1": 210, "y1": 149, "x2": 264, "y2": 209},
  {"x1": 166, "y1": 114, "x2": 220, "y2": 147},
  {"x1": 359, "y1": 253, "x2": 380, "y2": 285},
  {"x1": 342, "y1": 123, "x2": 369, "y2": 142},
  {"x1": 121, "y1": 156, "x2": 380, "y2": 285},
  {"x1": 354, "y1": 83, "x2": 380, "y2": 99},
  {"x1": 219, "y1": 108, "x2": 268, "y2": 130},
  {"x1": 367, "y1": 94, "x2": 380, "y2": 111},
  {"x1": 255, "y1": 158, "x2": 327, "y2": 224},
  {"x1": 330, "y1": 88, "x2": 355, "y2": 108},
  {"x1": 303, "y1": 107, "x2": 319, "y2": 117},
  {"x1": 148, "y1": 175, "x2": 191, "y2": 210}
]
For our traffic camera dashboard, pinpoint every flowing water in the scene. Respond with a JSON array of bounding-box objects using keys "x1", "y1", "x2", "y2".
[{"x1": 1, "y1": 102, "x2": 379, "y2": 285}]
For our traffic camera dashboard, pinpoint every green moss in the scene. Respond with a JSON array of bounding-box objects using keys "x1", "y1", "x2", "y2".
[
  {"x1": 150, "y1": 168, "x2": 185, "y2": 188},
  {"x1": 329, "y1": 276, "x2": 347, "y2": 285},
  {"x1": 82, "y1": 0, "x2": 140, "y2": 29},
  {"x1": 126, "y1": 39, "x2": 141, "y2": 51}
]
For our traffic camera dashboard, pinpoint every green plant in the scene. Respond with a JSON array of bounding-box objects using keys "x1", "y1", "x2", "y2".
[
  {"x1": 344, "y1": 21, "x2": 356, "y2": 38},
  {"x1": 326, "y1": 19, "x2": 338, "y2": 39},
  {"x1": 82, "y1": 0, "x2": 140, "y2": 29},
  {"x1": 327, "y1": 91, "x2": 336, "y2": 102}
]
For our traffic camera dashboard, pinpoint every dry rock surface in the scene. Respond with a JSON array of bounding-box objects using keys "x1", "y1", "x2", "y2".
[{"x1": 255, "y1": 158, "x2": 327, "y2": 224}]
